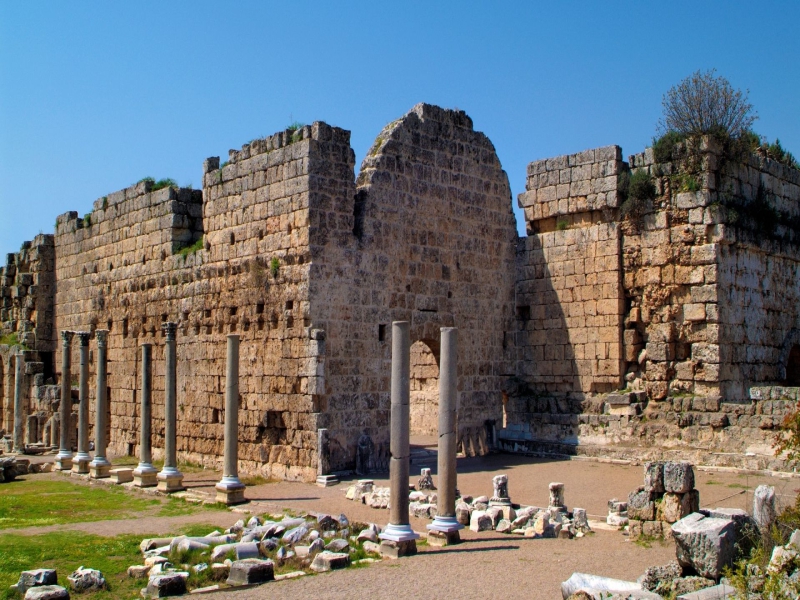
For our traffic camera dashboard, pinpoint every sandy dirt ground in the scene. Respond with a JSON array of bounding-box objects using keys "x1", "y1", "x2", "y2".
[{"x1": 7, "y1": 444, "x2": 800, "y2": 600}]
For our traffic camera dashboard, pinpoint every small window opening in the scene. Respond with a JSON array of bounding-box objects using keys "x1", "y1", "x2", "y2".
[
  {"x1": 230, "y1": 233, "x2": 235, "y2": 245},
  {"x1": 285, "y1": 300, "x2": 293, "y2": 311},
  {"x1": 378, "y1": 324, "x2": 386, "y2": 342},
  {"x1": 230, "y1": 307, "x2": 237, "y2": 316},
  {"x1": 256, "y1": 303, "x2": 264, "y2": 314},
  {"x1": 516, "y1": 306, "x2": 531, "y2": 320}
]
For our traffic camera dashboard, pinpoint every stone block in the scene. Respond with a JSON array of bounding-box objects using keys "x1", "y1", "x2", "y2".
[
  {"x1": 672, "y1": 513, "x2": 736, "y2": 579},
  {"x1": 643, "y1": 461, "x2": 665, "y2": 493},
  {"x1": 470, "y1": 510, "x2": 493, "y2": 532},
  {"x1": 143, "y1": 573, "x2": 187, "y2": 598},
  {"x1": 24, "y1": 586, "x2": 69, "y2": 600},
  {"x1": 225, "y1": 559, "x2": 274, "y2": 586},
  {"x1": 628, "y1": 487, "x2": 655, "y2": 521},
  {"x1": 109, "y1": 468, "x2": 133, "y2": 484},
  {"x1": 15, "y1": 569, "x2": 58, "y2": 594},
  {"x1": 664, "y1": 462, "x2": 695, "y2": 494}
]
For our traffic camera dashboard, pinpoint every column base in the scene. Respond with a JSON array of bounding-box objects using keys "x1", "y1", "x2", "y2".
[
  {"x1": 379, "y1": 539, "x2": 418, "y2": 558},
  {"x1": 89, "y1": 463, "x2": 111, "y2": 479},
  {"x1": 215, "y1": 487, "x2": 246, "y2": 505},
  {"x1": 316, "y1": 474, "x2": 339, "y2": 487},
  {"x1": 55, "y1": 456, "x2": 73, "y2": 471},
  {"x1": 489, "y1": 497, "x2": 512, "y2": 507},
  {"x1": 157, "y1": 470, "x2": 185, "y2": 493},
  {"x1": 132, "y1": 465, "x2": 158, "y2": 488},
  {"x1": 426, "y1": 529, "x2": 461, "y2": 546},
  {"x1": 71, "y1": 457, "x2": 91, "y2": 474}
]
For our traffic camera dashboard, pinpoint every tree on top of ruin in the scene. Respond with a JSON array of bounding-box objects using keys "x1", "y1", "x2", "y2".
[{"x1": 657, "y1": 69, "x2": 757, "y2": 139}]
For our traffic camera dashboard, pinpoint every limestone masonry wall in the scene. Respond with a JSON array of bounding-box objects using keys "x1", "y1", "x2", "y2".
[{"x1": 2, "y1": 103, "x2": 800, "y2": 476}]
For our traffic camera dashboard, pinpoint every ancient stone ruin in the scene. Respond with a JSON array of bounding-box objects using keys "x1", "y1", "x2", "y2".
[{"x1": 2, "y1": 102, "x2": 800, "y2": 480}]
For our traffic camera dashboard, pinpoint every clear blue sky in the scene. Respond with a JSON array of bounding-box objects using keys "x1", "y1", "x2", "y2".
[{"x1": 2, "y1": 2, "x2": 799, "y2": 257}]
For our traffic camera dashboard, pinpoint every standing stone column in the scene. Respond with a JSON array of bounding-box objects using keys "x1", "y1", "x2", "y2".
[
  {"x1": 133, "y1": 343, "x2": 157, "y2": 487},
  {"x1": 427, "y1": 327, "x2": 463, "y2": 546},
  {"x1": 89, "y1": 330, "x2": 111, "y2": 478},
  {"x1": 12, "y1": 353, "x2": 25, "y2": 453},
  {"x1": 157, "y1": 322, "x2": 184, "y2": 492},
  {"x1": 72, "y1": 332, "x2": 92, "y2": 474},
  {"x1": 215, "y1": 335, "x2": 245, "y2": 504},
  {"x1": 379, "y1": 321, "x2": 418, "y2": 557},
  {"x1": 56, "y1": 330, "x2": 75, "y2": 470}
]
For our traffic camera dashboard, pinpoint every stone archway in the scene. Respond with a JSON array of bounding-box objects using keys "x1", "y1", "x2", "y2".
[
  {"x1": 410, "y1": 339, "x2": 439, "y2": 436},
  {"x1": 787, "y1": 345, "x2": 800, "y2": 386}
]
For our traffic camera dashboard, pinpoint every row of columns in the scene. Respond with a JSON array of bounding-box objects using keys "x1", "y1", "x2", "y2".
[
  {"x1": 379, "y1": 322, "x2": 463, "y2": 557},
  {"x1": 52, "y1": 324, "x2": 244, "y2": 503}
]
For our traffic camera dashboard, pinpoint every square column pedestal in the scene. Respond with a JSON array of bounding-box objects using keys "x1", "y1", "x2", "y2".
[
  {"x1": 132, "y1": 465, "x2": 158, "y2": 488},
  {"x1": 316, "y1": 475, "x2": 339, "y2": 487},
  {"x1": 72, "y1": 455, "x2": 91, "y2": 475},
  {"x1": 215, "y1": 477, "x2": 246, "y2": 505},
  {"x1": 426, "y1": 515, "x2": 464, "y2": 546},
  {"x1": 89, "y1": 462, "x2": 111, "y2": 479},
  {"x1": 379, "y1": 524, "x2": 419, "y2": 558},
  {"x1": 157, "y1": 468, "x2": 184, "y2": 493},
  {"x1": 55, "y1": 456, "x2": 73, "y2": 471}
]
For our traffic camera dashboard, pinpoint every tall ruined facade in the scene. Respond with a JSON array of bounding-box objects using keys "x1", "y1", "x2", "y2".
[{"x1": 1, "y1": 104, "x2": 799, "y2": 477}]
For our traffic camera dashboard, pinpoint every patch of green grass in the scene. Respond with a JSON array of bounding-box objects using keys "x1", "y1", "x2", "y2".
[
  {"x1": 137, "y1": 177, "x2": 177, "y2": 191},
  {"x1": 174, "y1": 236, "x2": 204, "y2": 258},
  {"x1": 727, "y1": 482, "x2": 750, "y2": 490},
  {"x1": 270, "y1": 256, "x2": 280, "y2": 278},
  {"x1": 0, "y1": 333, "x2": 21, "y2": 347},
  {"x1": 82, "y1": 212, "x2": 92, "y2": 227},
  {"x1": 0, "y1": 531, "x2": 144, "y2": 599},
  {"x1": 0, "y1": 522, "x2": 228, "y2": 600},
  {"x1": 0, "y1": 479, "x2": 160, "y2": 529},
  {"x1": 705, "y1": 479, "x2": 721, "y2": 485}
]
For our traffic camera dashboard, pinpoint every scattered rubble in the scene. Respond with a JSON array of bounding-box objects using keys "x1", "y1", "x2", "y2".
[{"x1": 628, "y1": 461, "x2": 699, "y2": 539}]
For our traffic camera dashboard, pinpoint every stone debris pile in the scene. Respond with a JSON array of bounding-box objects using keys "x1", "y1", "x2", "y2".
[
  {"x1": 10, "y1": 566, "x2": 107, "y2": 600},
  {"x1": 128, "y1": 511, "x2": 379, "y2": 596},
  {"x1": 627, "y1": 461, "x2": 699, "y2": 539},
  {"x1": 348, "y1": 473, "x2": 592, "y2": 541},
  {"x1": 564, "y1": 486, "x2": 781, "y2": 599},
  {"x1": 0, "y1": 456, "x2": 52, "y2": 482}
]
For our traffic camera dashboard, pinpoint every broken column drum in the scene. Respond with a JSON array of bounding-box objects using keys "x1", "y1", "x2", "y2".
[
  {"x1": 72, "y1": 332, "x2": 92, "y2": 474},
  {"x1": 157, "y1": 322, "x2": 184, "y2": 492},
  {"x1": 490, "y1": 473, "x2": 512, "y2": 506},
  {"x1": 56, "y1": 330, "x2": 74, "y2": 470},
  {"x1": 215, "y1": 334, "x2": 246, "y2": 504},
  {"x1": 133, "y1": 343, "x2": 157, "y2": 487},
  {"x1": 89, "y1": 330, "x2": 111, "y2": 478},
  {"x1": 12, "y1": 352, "x2": 25, "y2": 452},
  {"x1": 427, "y1": 327, "x2": 464, "y2": 544},
  {"x1": 380, "y1": 321, "x2": 419, "y2": 557}
]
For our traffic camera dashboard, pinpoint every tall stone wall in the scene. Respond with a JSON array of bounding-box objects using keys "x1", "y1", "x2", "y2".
[
  {"x1": 308, "y1": 104, "x2": 518, "y2": 466},
  {"x1": 516, "y1": 146, "x2": 625, "y2": 394},
  {"x1": 52, "y1": 123, "x2": 350, "y2": 481}
]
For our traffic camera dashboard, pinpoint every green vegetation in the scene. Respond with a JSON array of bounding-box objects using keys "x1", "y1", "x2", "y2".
[
  {"x1": 619, "y1": 169, "x2": 656, "y2": 220},
  {"x1": 556, "y1": 219, "x2": 569, "y2": 231},
  {"x1": 82, "y1": 212, "x2": 92, "y2": 227},
  {"x1": 101, "y1": 196, "x2": 108, "y2": 210},
  {"x1": 0, "y1": 531, "x2": 144, "y2": 599},
  {"x1": 652, "y1": 130, "x2": 687, "y2": 163},
  {"x1": 137, "y1": 177, "x2": 178, "y2": 191},
  {"x1": 174, "y1": 236, "x2": 204, "y2": 258},
  {"x1": 0, "y1": 333, "x2": 21, "y2": 347},
  {"x1": 658, "y1": 69, "x2": 756, "y2": 139},
  {"x1": 270, "y1": 256, "x2": 280, "y2": 279},
  {"x1": 288, "y1": 121, "x2": 306, "y2": 144}
]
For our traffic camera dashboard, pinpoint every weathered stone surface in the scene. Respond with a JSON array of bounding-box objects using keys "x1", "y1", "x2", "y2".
[
  {"x1": 470, "y1": 510, "x2": 493, "y2": 532},
  {"x1": 561, "y1": 572, "x2": 656, "y2": 599},
  {"x1": 455, "y1": 502, "x2": 471, "y2": 526},
  {"x1": 225, "y1": 559, "x2": 274, "y2": 586},
  {"x1": 672, "y1": 513, "x2": 735, "y2": 579},
  {"x1": 753, "y1": 485, "x2": 776, "y2": 531},
  {"x1": 324, "y1": 538, "x2": 349, "y2": 553},
  {"x1": 664, "y1": 462, "x2": 695, "y2": 494},
  {"x1": 417, "y1": 468, "x2": 435, "y2": 490},
  {"x1": 628, "y1": 487, "x2": 655, "y2": 521},
  {"x1": 639, "y1": 561, "x2": 682, "y2": 592},
  {"x1": 127, "y1": 565, "x2": 151, "y2": 579},
  {"x1": 24, "y1": 585, "x2": 70, "y2": 600},
  {"x1": 643, "y1": 462, "x2": 664, "y2": 493},
  {"x1": 143, "y1": 573, "x2": 187, "y2": 598},
  {"x1": 67, "y1": 567, "x2": 106, "y2": 592},
  {"x1": 310, "y1": 551, "x2": 350, "y2": 572},
  {"x1": 675, "y1": 583, "x2": 736, "y2": 599},
  {"x1": 16, "y1": 569, "x2": 58, "y2": 594}
]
